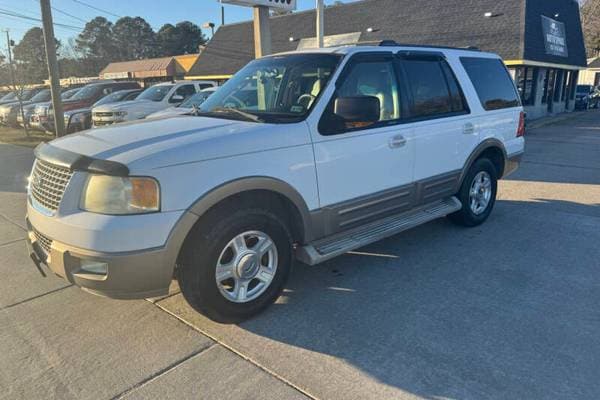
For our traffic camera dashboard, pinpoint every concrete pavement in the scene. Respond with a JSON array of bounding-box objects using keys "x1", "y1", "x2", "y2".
[{"x1": 1, "y1": 111, "x2": 599, "y2": 399}]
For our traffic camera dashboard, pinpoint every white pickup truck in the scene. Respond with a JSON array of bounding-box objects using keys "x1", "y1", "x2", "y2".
[
  {"x1": 91, "y1": 81, "x2": 215, "y2": 127},
  {"x1": 26, "y1": 43, "x2": 524, "y2": 323}
]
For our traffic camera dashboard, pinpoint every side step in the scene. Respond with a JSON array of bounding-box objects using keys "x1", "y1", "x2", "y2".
[{"x1": 297, "y1": 197, "x2": 462, "y2": 266}]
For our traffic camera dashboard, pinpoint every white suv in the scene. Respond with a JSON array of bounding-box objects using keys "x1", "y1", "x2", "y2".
[
  {"x1": 26, "y1": 43, "x2": 524, "y2": 322},
  {"x1": 91, "y1": 80, "x2": 216, "y2": 127}
]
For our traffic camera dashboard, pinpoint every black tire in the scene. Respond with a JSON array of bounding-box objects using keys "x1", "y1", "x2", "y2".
[
  {"x1": 177, "y1": 206, "x2": 293, "y2": 323},
  {"x1": 448, "y1": 158, "x2": 498, "y2": 227}
]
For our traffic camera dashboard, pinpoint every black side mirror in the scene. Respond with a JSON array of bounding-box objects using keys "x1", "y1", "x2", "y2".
[{"x1": 334, "y1": 96, "x2": 380, "y2": 123}]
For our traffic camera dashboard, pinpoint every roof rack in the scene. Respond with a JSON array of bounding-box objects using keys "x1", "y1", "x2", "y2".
[{"x1": 356, "y1": 40, "x2": 480, "y2": 52}]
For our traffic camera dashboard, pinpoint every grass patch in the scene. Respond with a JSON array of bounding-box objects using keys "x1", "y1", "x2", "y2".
[{"x1": 0, "y1": 126, "x2": 54, "y2": 148}]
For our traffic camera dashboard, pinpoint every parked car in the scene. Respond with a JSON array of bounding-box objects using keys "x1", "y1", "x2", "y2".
[
  {"x1": 26, "y1": 44, "x2": 524, "y2": 322},
  {"x1": 65, "y1": 89, "x2": 143, "y2": 134},
  {"x1": 0, "y1": 91, "x2": 18, "y2": 106},
  {"x1": 575, "y1": 85, "x2": 600, "y2": 110},
  {"x1": 146, "y1": 87, "x2": 218, "y2": 119},
  {"x1": 91, "y1": 81, "x2": 216, "y2": 127},
  {"x1": 0, "y1": 88, "x2": 53, "y2": 126},
  {"x1": 30, "y1": 88, "x2": 81, "y2": 131},
  {"x1": 33, "y1": 81, "x2": 140, "y2": 132}
]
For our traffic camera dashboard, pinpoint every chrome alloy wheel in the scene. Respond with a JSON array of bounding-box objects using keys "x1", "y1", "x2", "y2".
[
  {"x1": 469, "y1": 171, "x2": 492, "y2": 215},
  {"x1": 215, "y1": 230, "x2": 278, "y2": 303}
]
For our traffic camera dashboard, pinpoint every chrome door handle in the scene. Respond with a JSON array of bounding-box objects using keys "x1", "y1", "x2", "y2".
[
  {"x1": 389, "y1": 135, "x2": 407, "y2": 149},
  {"x1": 463, "y1": 122, "x2": 476, "y2": 135}
]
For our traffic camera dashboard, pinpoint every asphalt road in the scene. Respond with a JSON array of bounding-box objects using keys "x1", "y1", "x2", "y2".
[{"x1": 1, "y1": 111, "x2": 599, "y2": 399}]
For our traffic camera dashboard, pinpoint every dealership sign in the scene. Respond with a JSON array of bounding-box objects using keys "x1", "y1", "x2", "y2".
[
  {"x1": 221, "y1": 0, "x2": 296, "y2": 11},
  {"x1": 541, "y1": 16, "x2": 568, "y2": 57}
]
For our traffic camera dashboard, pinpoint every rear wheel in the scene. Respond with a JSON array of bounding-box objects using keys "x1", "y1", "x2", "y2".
[
  {"x1": 448, "y1": 158, "x2": 498, "y2": 227},
  {"x1": 178, "y1": 206, "x2": 293, "y2": 323}
]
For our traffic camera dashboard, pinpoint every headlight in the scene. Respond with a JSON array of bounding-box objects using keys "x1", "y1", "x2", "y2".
[{"x1": 80, "y1": 175, "x2": 160, "y2": 215}]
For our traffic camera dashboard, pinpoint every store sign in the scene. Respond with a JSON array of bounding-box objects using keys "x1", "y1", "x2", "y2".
[
  {"x1": 221, "y1": 0, "x2": 296, "y2": 11},
  {"x1": 541, "y1": 16, "x2": 568, "y2": 57}
]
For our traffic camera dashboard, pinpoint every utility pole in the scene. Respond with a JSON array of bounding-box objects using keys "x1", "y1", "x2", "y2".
[
  {"x1": 253, "y1": 6, "x2": 271, "y2": 58},
  {"x1": 316, "y1": 0, "x2": 324, "y2": 48},
  {"x1": 39, "y1": 0, "x2": 65, "y2": 138},
  {"x1": 4, "y1": 30, "x2": 15, "y2": 87}
]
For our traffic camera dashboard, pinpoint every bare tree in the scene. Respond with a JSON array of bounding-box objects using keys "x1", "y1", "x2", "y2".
[
  {"x1": 581, "y1": 0, "x2": 600, "y2": 57},
  {"x1": 6, "y1": 63, "x2": 34, "y2": 137}
]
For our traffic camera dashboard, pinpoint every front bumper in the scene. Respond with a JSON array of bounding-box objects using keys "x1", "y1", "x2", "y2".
[{"x1": 26, "y1": 211, "x2": 198, "y2": 300}]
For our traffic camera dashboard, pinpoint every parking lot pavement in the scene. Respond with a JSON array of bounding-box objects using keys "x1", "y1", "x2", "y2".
[{"x1": 1, "y1": 110, "x2": 599, "y2": 400}]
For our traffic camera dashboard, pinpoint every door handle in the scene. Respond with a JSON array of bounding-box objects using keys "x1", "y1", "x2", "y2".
[
  {"x1": 389, "y1": 135, "x2": 407, "y2": 149},
  {"x1": 463, "y1": 122, "x2": 476, "y2": 135}
]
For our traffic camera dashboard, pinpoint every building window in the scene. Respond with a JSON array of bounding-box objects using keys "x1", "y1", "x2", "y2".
[
  {"x1": 553, "y1": 70, "x2": 564, "y2": 102},
  {"x1": 515, "y1": 67, "x2": 538, "y2": 106},
  {"x1": 562, "y1": 71, "x2": 571, "y2": 102},
  {"x1": 542, "y1": 69, "x2": 556, "y2": 104}
]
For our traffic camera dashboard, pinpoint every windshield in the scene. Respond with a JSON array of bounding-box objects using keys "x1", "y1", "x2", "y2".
[
  {"x1": 93, "y1": 90, "x2": 133, "y2": 107},
  {"x1": 70, "y1": 85, "x2": 100, "y2": 100},
  {"x1": 61, "y1": 88, "x2": 80, "y2": 100},
  {"x1": 30, "y1": 89, "x2": 51, "y2": 102},
  {"x1": 577, "y1": 85, "x2": 592, "y2": 94},
  {"x1": 137, "y1": 85, "x2": 174, "y2": 102},
  {"x1": 180, "y1": 91, "x2": 214, "y2": 108},
  {"x1": 0, "y1": 92, "x2": 16, "y2": 101},
  {"x1": 199, "y1": 54, "x2": 341, "y2": 123},
  {"x1": 19, "y1": 90, "x2": 35, "y2": 100}
]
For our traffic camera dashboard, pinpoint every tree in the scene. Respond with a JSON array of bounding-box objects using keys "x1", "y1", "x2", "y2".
[
  {"x1": 112, "y1": 17, "x2": 157, "y2": 60},
  {"x1": 157, "y1": 21, "x2": 207, "y2": 56},
  {"x1": 582, "y1": 0, "x2": 600, "y2": 57},
  {"x1": 75, "y1": 17, "x2": 118, "y2": 63},
  {"x1": 12, "y1": 27, "x2": 59, "y2": 84}
]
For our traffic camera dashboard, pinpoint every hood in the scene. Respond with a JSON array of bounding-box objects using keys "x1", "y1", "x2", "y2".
[
  {"x1": 49, "y1": 115, "x2": 310, "y2": 171},
  {"x1": 146, "y1": 107, "x2": 189, "y2": 119},
  {"x1": 93, "y1": 100, "x2": 166, "y2": 118}
]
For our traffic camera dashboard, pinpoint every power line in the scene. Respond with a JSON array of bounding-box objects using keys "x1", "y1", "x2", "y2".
[
  {"x1": 51, "y1": 6, "x2": 88, "y2": 24},
  {"x1": 0, "y1": 9, "x2": 83, "y2": 32},
  {"x1": 69, "y1": 0, "x2": 121, "y2": 19}
]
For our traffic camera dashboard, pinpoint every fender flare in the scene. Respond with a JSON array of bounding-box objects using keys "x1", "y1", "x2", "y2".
[
  {"x1": 187, "y1": 176, "x2": 313, "y2": 242},
  {"x1": 457, "y1": 138, "x2": 508, "y2": 188}
]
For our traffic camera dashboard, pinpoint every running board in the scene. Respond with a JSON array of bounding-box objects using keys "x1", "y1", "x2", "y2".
[{"x1": 297, "y1": 197, "x2": 462, "y2": 266}]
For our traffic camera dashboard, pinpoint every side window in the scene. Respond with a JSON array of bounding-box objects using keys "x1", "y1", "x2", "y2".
[
  {"x1": 401, "y1": 58, "x2": 466, "y2": 118},
  {"x1": 319, "y1": 59, "x2": 401, "y2": 135},
  {"x1": 461, "y1": 57, "x2": 520, "y2": 110},
  {"x1": 102, "y1": 87, "x2": 114, "y2": 95},
  {"x1": 170, "y1": 85, "x2": 196, "y2": 103},
  {"x1": 199, "y1": 84, "x2": 214, "y2": 90}
]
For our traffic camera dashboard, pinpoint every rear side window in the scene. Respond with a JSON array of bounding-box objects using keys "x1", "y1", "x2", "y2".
[
  {"x1": 401, "y1": 58, "x2": 468, "y2": 119},
  {"x1": 461, "y1": 57, "x2": 520, "y2": 111}
]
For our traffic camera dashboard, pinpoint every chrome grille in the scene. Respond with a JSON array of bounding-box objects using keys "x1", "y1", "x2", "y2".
[
  {"x1": 29, "y1": 159, "x2": 73, "y2": 213},
  {"x1": 33, "y1": 227, "x2": 52, "y2": 257},
  {"x1": 93, "y1": 112, "x2": 114, "y2": 118}
]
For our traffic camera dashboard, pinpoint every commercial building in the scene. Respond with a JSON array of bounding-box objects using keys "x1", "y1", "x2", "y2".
[
  {"x1": 100, "y1": 54, "x2": 200, "y2": 87},
  {"x1": 578, "y1": 58, "x2": 600, "y2": 87},
  {"x1": 188, "y1": 0, "x2": 587, "y2": 119}
]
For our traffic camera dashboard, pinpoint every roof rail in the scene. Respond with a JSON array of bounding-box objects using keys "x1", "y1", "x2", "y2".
[{"x1": 356, "y1": 40, "x2": 480, "y2": 52}]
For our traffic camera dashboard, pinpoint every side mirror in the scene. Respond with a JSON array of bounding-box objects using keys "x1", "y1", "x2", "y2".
[
  {"x1": 170, "y1": 95, "x2": 184, "y2": 103},
  {"x1": 334, "y1": 96, "x2": 380, "y2": 123}
]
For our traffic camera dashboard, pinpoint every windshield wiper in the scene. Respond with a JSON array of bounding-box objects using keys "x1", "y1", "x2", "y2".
[{"x1": 211, "y1": 107, "x2": 263, "y2": 123}]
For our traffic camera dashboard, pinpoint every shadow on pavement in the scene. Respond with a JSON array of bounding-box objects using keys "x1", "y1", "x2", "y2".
[{"x1": 232, "y1": 199, "x2": 600, "y2": 399}]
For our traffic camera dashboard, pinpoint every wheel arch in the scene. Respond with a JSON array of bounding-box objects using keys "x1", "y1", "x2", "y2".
[
  {"x1": 187, "y1": 177, "x2": 313, "y2": 244},
  {"x1": 458, "y1": 139, "x2": 508, "y2": 188}
]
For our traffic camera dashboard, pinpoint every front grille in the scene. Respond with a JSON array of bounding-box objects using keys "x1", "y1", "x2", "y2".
[
  {"x1": 94, "y1": 120, "x2": 114, "y2": 126},
  {"x1": 29, "y1": 159, "x2": 73, "y2": 213},
  {"x1": 93, "y1": 112, "x2": 114, "y2": 118},
  {"x1": 33, "y1": 227, "x2": 53, "y2": 257}
]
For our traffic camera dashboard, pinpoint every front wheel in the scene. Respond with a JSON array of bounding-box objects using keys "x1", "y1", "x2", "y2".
[
  {"x1": 178, "y1": 207, "x2": 293, "y2": 323},
  {"x1": 448, "y1": 158, "x2": 498, "y2": 227}
]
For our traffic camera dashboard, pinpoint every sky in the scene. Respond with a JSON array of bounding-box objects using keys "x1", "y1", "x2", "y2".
[{"x1": 0, "y1": 0, "x2": 358, "y2": 46}]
